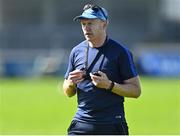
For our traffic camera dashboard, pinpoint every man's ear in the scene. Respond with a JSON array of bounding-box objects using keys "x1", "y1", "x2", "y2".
[{"x1": 103, "y1": 21, "x2": 108, "y2": 29}]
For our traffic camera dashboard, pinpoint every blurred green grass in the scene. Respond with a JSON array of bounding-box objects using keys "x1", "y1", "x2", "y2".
[{"x1": 0, "y1": 76, "x2": 180, "y2": 135}]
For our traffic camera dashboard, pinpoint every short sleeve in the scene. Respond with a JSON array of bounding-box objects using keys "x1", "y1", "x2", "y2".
[
  {"x1": 119, "y1": 48, "x2": 138, "y2": 80},
  {"x1": 64, "y1": 50, "x2": 75, "y2": 79}
]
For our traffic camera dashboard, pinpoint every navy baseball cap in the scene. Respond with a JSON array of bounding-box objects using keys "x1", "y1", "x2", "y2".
[{"x1": 73, "y1": 4, "x2": 108, "y2": 21}]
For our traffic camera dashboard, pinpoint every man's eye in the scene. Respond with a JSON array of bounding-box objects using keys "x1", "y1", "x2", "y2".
[{"x1": 88, "y1": 23, "x2": 92, "y2": 25}]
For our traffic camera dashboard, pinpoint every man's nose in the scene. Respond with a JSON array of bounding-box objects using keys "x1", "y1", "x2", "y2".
[{"x1": 84, "y1": 25, "x2": 91, "y2": 31}]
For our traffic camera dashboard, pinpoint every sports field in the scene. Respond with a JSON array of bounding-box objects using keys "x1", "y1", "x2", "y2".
[{"x1": 0, "y1": 76, "x2": 180, "y2": 135}]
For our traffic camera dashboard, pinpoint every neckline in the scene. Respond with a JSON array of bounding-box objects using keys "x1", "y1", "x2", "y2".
[{"x1": 88, "y1": 36, "x2": 109, "y2": 49}]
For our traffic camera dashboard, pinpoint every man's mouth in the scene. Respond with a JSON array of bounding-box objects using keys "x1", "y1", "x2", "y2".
[{"x1": 85, "y1": 33, "x2": 92, "y2": 36}]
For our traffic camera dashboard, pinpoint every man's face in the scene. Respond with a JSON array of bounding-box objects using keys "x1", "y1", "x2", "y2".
[{"x1": 80, "y1": 19, "x2": 106, "y2": 42}]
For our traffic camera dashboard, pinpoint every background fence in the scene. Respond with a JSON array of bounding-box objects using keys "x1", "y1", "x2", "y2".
[{"x1": 0, "y1": 0, "x2": 180, "y2": 77}]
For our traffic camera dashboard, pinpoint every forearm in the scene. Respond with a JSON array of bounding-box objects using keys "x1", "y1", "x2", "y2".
[
  {"x1": 111, "y1": 82, "x2": 141, "y2": 98},
  {"x1": 90, "y1": 72, "x2": 141, "y2": 98},
  {"x1": 63, "y1": 79, "x2": 77, "y2": 97}
]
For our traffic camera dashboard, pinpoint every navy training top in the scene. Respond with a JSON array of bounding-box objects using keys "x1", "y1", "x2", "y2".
[{"x1": 64, "y1": 38, "x2": 138, "y2": 124}]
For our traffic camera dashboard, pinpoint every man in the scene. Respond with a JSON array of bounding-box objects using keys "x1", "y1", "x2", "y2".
[{"x1": 63, "y1": 3, "x2": 141, "y2": 135}]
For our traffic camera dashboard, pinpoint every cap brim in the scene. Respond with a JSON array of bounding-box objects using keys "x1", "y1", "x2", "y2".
[{"x1": 73, "y1": 15, "x2": 98, "y2": 21}]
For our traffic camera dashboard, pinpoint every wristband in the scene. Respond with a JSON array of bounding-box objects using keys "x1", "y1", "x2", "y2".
[{"x1": 108, "y1": 81, "x2": 114, "y2": 91}]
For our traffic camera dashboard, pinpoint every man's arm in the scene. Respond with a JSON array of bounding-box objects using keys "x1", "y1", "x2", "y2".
[
  {"x1": 112, "y1": 76, "x2": 141, "y2": 98},
  {"x1": 90, "y1": 71, "x2": 141, "y2": 98},
  {"x1": 63, "y1": 79, "x2": 77, "y2": 97}
]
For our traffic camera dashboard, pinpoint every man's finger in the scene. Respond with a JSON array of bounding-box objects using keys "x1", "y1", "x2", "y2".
[
  {"x1": 74, "y1": 78, "x2": 84, "y2": 84},
  {"x1": 98, "y1": 71, "x2": 105, "y2": 76},
  {"x1": 69, "y1": 70, "x2": 84, "y2": 75}
]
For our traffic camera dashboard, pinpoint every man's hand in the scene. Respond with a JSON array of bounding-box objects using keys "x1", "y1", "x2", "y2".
[
  {"x1": 63, "y1": 69, "x2": 85, "y2": 97},
  {"x1": 68, "y1": 69, "x2": 86, "y2": 84},
  {"x1": 90, "y1": 71, "x2": 111, "y2": 89}
]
